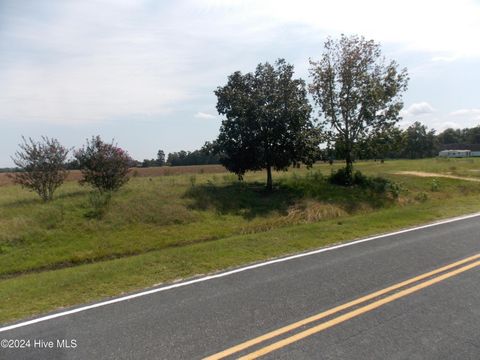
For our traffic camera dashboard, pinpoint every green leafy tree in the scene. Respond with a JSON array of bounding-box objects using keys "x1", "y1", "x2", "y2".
[
  {"x1": 10, "y1": 136, "x2": 69, "y2": 201},
  {"x1": 437, "y1": 128, "x2": 464, "y2": 145},
  {"x1": 309, "y1": 35, "x2": 409, "y2": 184},
  {"x1": 463, "y1": 126, "x2": 480, "y2": 144},
  {"x1": 358, "y1": 126, "x2": 404, "y2": 161},
  {"x1": 165, "y1": 149, "x2": 219, "y2": 166},
  {"x1": 214, "y1": 59, "x2": 318, "y2": 190},
  {"x1": 403, "y1": 122, "x2": 438, "y2": 158},
  {"x1": 75, "y1": 136, "x2": 131, "y2": 192}
]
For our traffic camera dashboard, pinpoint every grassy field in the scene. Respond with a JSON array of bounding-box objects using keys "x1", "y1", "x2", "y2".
[
  {"x1": 1, "y1": 158, "x2": 480, "y2": 324},
  {"x1": 0, "y1": 164, "x2": 227, "y2": 186}
]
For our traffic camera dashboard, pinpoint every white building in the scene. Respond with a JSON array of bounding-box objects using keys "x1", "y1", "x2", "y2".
[{"x1": 438, "y1": 149, "x2": 471, "y2": 158}]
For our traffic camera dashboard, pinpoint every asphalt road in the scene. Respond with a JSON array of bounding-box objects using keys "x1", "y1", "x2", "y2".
[{"x1": 1, "y1": 214, "x2": 480, "y2": 359}]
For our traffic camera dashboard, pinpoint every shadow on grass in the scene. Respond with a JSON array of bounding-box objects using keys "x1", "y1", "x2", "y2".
[
  {"x1": 185, "y1": 175, "x2": 396, "y2": 219},
  {"x1": 185, "y1": 182, "x2": 298, "y2": 219}
]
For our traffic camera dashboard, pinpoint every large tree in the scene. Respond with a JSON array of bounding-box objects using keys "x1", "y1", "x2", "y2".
[
  {"x1": 214, "y1": 59, "x2": 318, "y2": 190},
  {"x1": 309, "y1": 35, "x2": 409, "y2": 184}
]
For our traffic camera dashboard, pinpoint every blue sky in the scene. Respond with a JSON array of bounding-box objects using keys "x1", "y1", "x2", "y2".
[{"x1": 1, "y1": 0, "x2": 480, "y2": 166}]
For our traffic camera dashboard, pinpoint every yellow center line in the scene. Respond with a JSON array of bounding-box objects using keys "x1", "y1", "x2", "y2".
[
  {"x1": 239, "y1": 260, "x2": 480, "y2": 360},
  {"x1": 203, "y1": 253, "x2": 480, "y2": 360}
]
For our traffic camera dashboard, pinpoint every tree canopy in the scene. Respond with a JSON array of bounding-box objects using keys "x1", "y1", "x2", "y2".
[
  {"x1": 403, "y1": 121, "x2": 438, "y2": 159},
  {"x1": 309, "y1": 35, "x2": 409, "y2": 184},
  {"x1": 214, "y1": 59, "x2": 318, "y2": 190}
]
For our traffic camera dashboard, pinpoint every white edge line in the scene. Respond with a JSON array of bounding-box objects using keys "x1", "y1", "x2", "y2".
[{"x1": 1, "y1": 211, "x2": 479, "y2": 333}]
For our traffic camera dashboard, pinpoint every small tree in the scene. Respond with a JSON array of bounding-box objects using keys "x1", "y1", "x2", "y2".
[
  {"x1": 10, "y1": 136, "x2": 69, "y2": 201},
  {"x1": 309, "y1": 34, "x2": 409, "y2": 184},
  {"x1": 214, "y1": 59, "x2": 319, "y2": 190},
  {"x1": 75, "y1": 136, "x2": 131, "y2": 192}
]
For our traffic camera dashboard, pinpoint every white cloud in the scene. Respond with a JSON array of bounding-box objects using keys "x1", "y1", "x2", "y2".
[
  {"x1": 199, "y1": 0, "x2": 480, "y2": 59},
  {"x1": 0, "y1": 1, "x2": 257, "y2": 125},
  {"x1": 0, "y1": 0, "x2": 479, "y2": 127},
  {"x1": 402, "y1": 102, "x2": 435, "y2": 117},
  {"x1": 399, "y1": 108, "x2": 480, "y2": 132},
  {"x1": 449, "y1": 109, "x2": 480, "y2": 117},
  {"x1": 194, "y1": 112, "x2": 217, "y2": 119}
]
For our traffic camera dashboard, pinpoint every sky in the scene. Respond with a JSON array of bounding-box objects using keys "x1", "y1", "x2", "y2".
[{"x1": 1, "y1": 0, "x2": 480, "y2": 167}]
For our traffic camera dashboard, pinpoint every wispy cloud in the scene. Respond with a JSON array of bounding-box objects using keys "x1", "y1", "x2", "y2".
[
  {"x1": 1, "y1": 0, "x2": 479, "y2": 127},
  {"x1": 200, "y1": 0, "x2": 480, "y2": 59},
  {"x1": 194, "y1": 112, "x2": 217, "y2": 119},
  {"x1": 0, "y1": 1, "x2": 277, "y2": 125},
  {"x1": 449, "y1": 108, "x2": 480, "y2": 117}
]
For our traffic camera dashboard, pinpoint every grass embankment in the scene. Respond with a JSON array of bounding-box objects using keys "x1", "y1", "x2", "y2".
[{"x1": 1, "y1": 158, "x2": 480, "y2": 324}]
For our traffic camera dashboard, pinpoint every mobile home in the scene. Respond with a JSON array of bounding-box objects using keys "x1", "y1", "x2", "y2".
[{"x1": 438, "y1": 150, "x2": 471, "y2": 158}]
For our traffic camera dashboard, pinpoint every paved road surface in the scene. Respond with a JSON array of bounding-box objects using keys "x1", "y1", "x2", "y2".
[{"x1": 1, "y1": 214, "x2": 480, "y2": 359}]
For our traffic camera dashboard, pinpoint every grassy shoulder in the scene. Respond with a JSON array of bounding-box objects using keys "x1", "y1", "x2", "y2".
[{"x1": 1, "y1": 158, "x2": 480, "y2": 324}]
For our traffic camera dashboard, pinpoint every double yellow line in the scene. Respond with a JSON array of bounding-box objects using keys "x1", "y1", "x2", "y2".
[{"x1": 204, "y1": 253, "x2": 480, "y2": 360}]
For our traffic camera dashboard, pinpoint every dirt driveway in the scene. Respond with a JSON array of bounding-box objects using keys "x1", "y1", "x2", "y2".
[{"x1": 393, "y1": 171, "x2": 480, "y2": 182}]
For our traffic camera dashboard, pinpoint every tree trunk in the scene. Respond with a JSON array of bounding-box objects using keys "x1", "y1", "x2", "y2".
[
  {"x1": 345, "y1": 151, "x2": 353, "y2": 185},
  {"x1": 266, "y1": 165, "x2": 273, "y2": 191}
]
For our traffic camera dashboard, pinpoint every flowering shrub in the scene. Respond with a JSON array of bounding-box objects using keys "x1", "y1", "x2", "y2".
[
  {"x1": 10, "y1": 136, "x2": 69, "y2": 202},
  {"x1": 75, "y1": 136, "x2": 131, "y2": 192}
]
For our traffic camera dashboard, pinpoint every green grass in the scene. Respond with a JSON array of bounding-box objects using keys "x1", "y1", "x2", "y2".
[{"x1": 1, "y1": 158, "x2": 480, "y2": 324}]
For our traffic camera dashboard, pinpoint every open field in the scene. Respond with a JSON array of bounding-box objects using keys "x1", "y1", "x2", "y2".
[
  {"x1": 0, "y1": 164, "x2": 227, "y2": 187},
  {"x1": 1, "y1": 158, "x2": 480, "y2": 324}
]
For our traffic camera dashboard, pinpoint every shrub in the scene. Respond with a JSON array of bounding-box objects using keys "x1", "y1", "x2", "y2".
[
  {"x1": 329, "y1": 167, "x2": 352, "y2": 186},
  {"x1": 75, "y1": 136, "x2": 131, "y2": 193},
  {"x1": 352, "y1": 171, "x2": 369, "y2": 187},
  {"x1": 330, "y1": 168, "x2": 369, "y2": 187},
  {"x1": 10, "y1": 136, "x2": 69, "y2": 201},
  {"x1": 329, "y1": 168, "x2": 399, "y2": 198}
]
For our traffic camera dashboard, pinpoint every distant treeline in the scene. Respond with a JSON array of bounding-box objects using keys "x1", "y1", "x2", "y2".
[
  {"x1": 324, "y1": 122, "x2": 480, "y2": 162},
  {"x1": 3, "y1": 146, "x2": 220, "y2": 172},
  {"x1": 136, "y1": 123, "x2": 480, "y2": 167},
  {"x1": 134, "y1": 142, "x2": 220, "y2": 168},
  {"x1": 0, "y1": 168, "x2": 20, "y2": 173}
]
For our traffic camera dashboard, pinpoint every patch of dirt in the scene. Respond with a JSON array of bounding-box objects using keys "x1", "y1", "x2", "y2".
[{"x1": 392, "y1": 171, "x2": 480, "y2": 182}]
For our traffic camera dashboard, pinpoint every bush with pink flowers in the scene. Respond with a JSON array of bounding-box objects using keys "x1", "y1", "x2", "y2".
[{"x1": 75, "y1": 136, "x2": 131, "y2": 193}]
